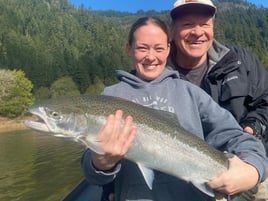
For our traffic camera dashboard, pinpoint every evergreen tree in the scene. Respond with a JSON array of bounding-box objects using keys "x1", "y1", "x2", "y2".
[{"x1": 0, "y1": 0, "x2": 268, "y2": 118}]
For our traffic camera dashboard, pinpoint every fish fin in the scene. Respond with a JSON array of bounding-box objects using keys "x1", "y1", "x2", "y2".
[
  {"x1": 78, "y1": 138, "x2": 105, "y2": 155},
  {"x1": 87, "y1": 142, "x2": 105, "y2": 155},
  {"x1": 137, "y1": 163, "x2": 154, "y2": 190},
  {"x1": 156, "y1": 110, "x2": 182, "y2": 127},
  {"x1": 157, "y1": 110, "x2": 178, "y2": 120},
  {"x1": 192, "y1": 181, "x2": 215, "y2": 197}
]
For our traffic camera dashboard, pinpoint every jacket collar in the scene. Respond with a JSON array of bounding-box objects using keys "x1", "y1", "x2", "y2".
[
  {"x1": 207, "y1": 40, "x2": 241, "y2": 80},
  {"x1": 207, "y1": 40, "x2": 230, "y2": 71}
]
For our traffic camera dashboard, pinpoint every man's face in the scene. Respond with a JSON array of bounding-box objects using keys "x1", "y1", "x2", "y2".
[{"x1": 171, "y1": 12, "x2": 214, "y2": 66}]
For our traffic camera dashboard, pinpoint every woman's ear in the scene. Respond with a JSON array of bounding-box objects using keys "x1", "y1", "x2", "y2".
[
  {"x1": 126, "y1": 43, "x2": 132, "y2": 56},
  {"x1": 166, "y1": 43, "x2": 171, "y2": 56}
]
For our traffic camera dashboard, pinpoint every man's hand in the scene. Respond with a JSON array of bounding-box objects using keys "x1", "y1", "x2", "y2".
[{"x1": 243, "y1": 126, "x2": 254, "y2": 135}]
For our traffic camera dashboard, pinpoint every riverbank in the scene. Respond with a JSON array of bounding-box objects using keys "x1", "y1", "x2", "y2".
[{"x1": 0, "y1": 117, "x2": 29, "y2": 132}]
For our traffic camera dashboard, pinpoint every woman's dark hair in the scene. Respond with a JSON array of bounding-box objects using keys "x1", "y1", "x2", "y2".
[{"x1": 128, "y1": 16, "x2": 169, "y2": 45}]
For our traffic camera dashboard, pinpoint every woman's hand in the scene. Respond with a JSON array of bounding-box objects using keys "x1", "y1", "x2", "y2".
[
  {"x1": 207, "y1": 155, "x2": 259, "y2": 195},
  {"x1": 91, "y1": 110, "x2": 137, "y2": 171}
]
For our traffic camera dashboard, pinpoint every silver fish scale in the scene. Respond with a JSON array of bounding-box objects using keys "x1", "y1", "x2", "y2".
[
  {"x1": 27, "y1": 94, "x2": 229, "y2": 184},
  {"x1": 125, "y1": 122, "x2": 227, "y2": 183}
]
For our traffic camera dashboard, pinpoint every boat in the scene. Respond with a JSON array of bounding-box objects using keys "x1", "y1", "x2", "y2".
[{"x1": 62, "y1": 179, "x2": 103, "y2": 201}]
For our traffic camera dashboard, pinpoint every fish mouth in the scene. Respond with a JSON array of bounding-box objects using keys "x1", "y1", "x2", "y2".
[{"x1": 24, "y1": 114, "x2": 50, "y2": 132}]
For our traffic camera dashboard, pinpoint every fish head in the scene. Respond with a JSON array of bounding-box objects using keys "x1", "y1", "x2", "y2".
[
  {"x1": 24, "y1": 96, "x2": 107, "y2": 154},
  {"x1": 24, "y1": 97, "x2": 91, "y2": 139}
]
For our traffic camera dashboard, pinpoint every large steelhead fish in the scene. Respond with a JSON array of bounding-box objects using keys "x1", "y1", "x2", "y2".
[{"x1": 24, "y1": 94, "x2": 247, "y2": 198}]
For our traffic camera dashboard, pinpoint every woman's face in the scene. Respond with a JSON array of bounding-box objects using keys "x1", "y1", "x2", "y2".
[
  {"x1": 127, "y1": 24, "x2": 170, "y2": 81},
  {"x1": 171, "y1": 12, "x2": 214, "y2": 67}
]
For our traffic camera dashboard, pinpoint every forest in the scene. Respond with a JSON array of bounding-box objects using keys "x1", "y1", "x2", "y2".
[{"x1": 0, "y1": 0, "x2": 268, "y2": 117}]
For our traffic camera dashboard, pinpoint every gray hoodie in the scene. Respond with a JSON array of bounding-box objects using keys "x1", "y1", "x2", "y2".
[{"x1": 81, "y1": 68, "x2": 268, "y2": 201}]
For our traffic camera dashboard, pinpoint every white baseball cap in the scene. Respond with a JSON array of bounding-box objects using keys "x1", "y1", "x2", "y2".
[{"x1": 170, "y1": 0, "x2": 217, "y2": 19}]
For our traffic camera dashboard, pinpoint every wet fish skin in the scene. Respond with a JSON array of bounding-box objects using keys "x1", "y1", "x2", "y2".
[{"x1": 24, "y1": 94, "x2": 229, "y2": 196}]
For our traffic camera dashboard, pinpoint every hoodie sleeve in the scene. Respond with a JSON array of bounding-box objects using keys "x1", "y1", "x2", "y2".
[
  {"x1": 196, "y1": 87, "x2": 268, "y2": 182},
  {"x1": 81, "y1": 148, "x2": 120, "y2": 185}
]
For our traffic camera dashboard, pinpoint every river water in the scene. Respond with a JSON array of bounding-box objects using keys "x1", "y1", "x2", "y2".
[{"x1": 0, "y1": 129, "x2": 85, "y2": 201}]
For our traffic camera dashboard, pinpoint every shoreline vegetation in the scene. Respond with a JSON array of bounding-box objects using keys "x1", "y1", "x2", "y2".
[{"x1": 0, "y1": 117, "x2": 31, "y2": 133}]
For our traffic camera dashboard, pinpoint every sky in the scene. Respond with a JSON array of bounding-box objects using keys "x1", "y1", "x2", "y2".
[{"x1": 69, "y1": 0, "x2": 268, "y2": 13}]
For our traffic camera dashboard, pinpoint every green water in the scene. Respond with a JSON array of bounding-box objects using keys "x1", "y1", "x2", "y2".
[{"x1": 0, "y1": 129, "x2": 85, "y2": 201}]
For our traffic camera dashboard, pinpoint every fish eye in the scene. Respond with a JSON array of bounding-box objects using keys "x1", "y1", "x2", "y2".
[
  {"x1": 50, "y1": 111, "x2": 59, "y2": 118},
  {"x1": 41, "y1": 107, "x2": 62, "y2": 120},
  {"x1": 45, "y1": 108, "x2": 62, "y2": 120}
]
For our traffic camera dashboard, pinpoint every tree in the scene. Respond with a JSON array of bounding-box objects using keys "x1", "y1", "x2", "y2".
[
  {"x1": 85, "y1": 76, "x2": 104, "y2": 94},
  {"x1": 50, "y1": 76, "x2": 80, "y2": 97},
  {"x1": 0, "y1": 0, "x2": 267, "y2": 93},
  {"x1": 0, "y1": 69, "x2": 15, "y2": 100},
  {"x1": 34, "y1": 86, "x2": 51, "y2": 101},
  {"x1": 0, "y1": 69, "x2": 34, "y2": 118}
]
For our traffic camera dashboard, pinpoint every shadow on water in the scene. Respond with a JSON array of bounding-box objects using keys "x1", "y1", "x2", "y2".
[{"x1": 0, "y1": 129, "x2": 85, "y2": 201}]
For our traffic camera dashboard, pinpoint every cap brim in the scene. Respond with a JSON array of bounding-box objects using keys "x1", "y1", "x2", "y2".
[{"x1": 170, "y1": 4, "x2": 216, "y2": 20}]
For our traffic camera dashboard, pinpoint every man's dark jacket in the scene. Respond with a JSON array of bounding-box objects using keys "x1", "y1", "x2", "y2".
[{"x1": 168, "y1": 40, "x2": 268, "y2": 155}]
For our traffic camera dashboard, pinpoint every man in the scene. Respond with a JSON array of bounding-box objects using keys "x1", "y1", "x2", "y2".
[{"x1": 168, "y1": 0, "x2": 268, "y2": 200}]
